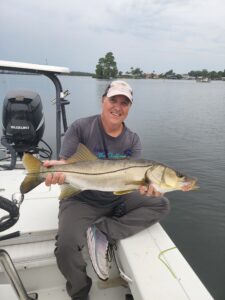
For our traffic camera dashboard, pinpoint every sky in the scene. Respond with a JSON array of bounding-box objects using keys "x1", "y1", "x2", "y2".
[{"x1": 1, "y1": 0, "x2": 225, "y2": 74}]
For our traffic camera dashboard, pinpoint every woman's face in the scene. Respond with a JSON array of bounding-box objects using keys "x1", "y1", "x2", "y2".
[{"x1": 101, "y1": 95, "x2": 131, "y2": 126}]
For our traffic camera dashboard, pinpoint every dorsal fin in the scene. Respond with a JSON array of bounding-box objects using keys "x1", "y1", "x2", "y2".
[{"x1": 66, "y1": 143, "x2": 98, "y2": 164}]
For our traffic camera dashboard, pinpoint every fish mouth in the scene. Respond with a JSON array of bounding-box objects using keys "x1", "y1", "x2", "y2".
[{"x1": 181, "y1": 178, "x2": 199, "y2": 191}]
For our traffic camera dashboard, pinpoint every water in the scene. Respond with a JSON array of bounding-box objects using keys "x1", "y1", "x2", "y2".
[{"x1": 1, "y1": 75, "x2": 225, "y2": 299}]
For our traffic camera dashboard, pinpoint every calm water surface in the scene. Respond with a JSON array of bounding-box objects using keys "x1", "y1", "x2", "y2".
[{"x1": 0, "y1": 75, "x2": 225, "y2": 299}]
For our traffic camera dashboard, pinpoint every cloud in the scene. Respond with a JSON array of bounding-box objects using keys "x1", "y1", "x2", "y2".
[{"x1": 1, "y1": 0, "x2": 225, "y2": 73}]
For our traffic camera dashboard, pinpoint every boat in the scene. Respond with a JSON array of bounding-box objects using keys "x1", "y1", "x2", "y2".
[
  {"x1": 0, "y1": 60, "x2": 214, "y2": 300},
  {"x1": 196, "y1": 77, "x2": 211, "y2": 83}
]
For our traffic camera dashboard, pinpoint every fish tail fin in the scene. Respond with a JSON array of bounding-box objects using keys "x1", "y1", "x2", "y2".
[{"x1": 20, "y1": 153, "x2": 44, "y2": 194}]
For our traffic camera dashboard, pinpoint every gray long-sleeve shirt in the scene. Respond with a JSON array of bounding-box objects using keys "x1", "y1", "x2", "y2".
[{"x1": 60, "y1": 114, "x2": 142, "y2": 206}]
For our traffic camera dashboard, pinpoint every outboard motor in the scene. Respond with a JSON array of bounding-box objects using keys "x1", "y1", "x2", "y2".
[
  {"x1": 1, "y1": 90, "x2": 51, "y2": 169},
  {"x1": 2, "y1": 90, "x2": 45, "y2": 153}
]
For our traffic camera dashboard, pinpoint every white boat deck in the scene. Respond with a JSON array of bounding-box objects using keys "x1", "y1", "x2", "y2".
[{"x1": 0, "y1": 169, "x2": 214, "y2": 299}]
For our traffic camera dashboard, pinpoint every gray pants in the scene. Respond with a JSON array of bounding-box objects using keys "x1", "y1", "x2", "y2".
[{"x1": 55, "y1": 193, "x2": 170, "y2": 299}]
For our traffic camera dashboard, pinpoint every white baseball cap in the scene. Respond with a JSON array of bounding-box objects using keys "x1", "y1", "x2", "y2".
[{"x1": 105, "y1": 80, "x2": 133, "y2": 103}]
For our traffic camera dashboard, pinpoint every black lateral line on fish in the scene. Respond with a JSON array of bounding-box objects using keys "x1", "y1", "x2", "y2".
[{"x1": 28, "y1": 164, "x2": 154, "y2": 176}]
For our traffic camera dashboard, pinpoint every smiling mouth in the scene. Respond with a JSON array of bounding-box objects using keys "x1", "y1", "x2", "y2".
[{"x1": 111, "y1": 111, "x2": 121, "y2": 117}]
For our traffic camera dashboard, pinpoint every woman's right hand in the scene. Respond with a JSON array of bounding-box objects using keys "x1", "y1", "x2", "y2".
[{"x1": 43, "y1": 159, "x2": 66, "y2": 186}]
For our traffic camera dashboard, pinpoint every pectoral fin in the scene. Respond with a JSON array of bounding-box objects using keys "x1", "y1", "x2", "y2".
[
  {"x1": 113, "y1": 180, "x2": 147, "y2": 195},
  {"x1": 125, "y1": 180, "x2": 147, "y2": 186},
  {"x1": 113, "y1": 190, "x2": 135, "y2": 195},
  {"x1": 59, "y1": 184, "x2": 81, "y2": 200}
]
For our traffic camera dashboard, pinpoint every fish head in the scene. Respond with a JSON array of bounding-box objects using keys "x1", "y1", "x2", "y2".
[{"x1": 146, "y1": 165, "x2": 198, "y2": 193}]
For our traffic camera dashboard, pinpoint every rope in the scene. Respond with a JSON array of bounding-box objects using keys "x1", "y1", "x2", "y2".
[{"x1": 158, "y1": 246, "x2": 178, "y2": 279}]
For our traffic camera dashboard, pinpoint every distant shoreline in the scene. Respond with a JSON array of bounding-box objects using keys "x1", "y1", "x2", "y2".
[{"x1": 1, "y1": 71, "x2": 225, "y2": 81}]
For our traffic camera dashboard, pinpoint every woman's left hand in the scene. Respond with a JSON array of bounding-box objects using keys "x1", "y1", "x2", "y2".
[{"x1": 139, "y1": 184, "x2": 163, "y2": 197}]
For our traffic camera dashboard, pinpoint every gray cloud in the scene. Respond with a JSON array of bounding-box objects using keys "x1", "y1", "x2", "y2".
[{"x1": 1, "y1": 0, "x2": 225, "y2": 73}]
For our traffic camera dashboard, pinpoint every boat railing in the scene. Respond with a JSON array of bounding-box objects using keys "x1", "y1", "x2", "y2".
[
  {"x1": 0, "y1": 249, "x2": 38, "y2": 300},
  {"x1": 0, "y1": 193, "x2": 37, "y2": 299}
]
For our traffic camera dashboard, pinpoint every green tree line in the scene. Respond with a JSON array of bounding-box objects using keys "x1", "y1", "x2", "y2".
[
  {"x1": 188, "y1": 69, "x2": 225, "y2": 80},
  {"x1": 94, "y1": 52, "x2": 225, "y2": 80}
]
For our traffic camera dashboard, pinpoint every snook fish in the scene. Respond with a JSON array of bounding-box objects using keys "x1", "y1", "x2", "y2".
[{"x1": 20, "y1": 143, "x2": 198, "y2": 200}]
